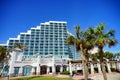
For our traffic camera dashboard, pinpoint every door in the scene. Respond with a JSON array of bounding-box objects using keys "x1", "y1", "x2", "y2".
[
  {"x1": 40, "y1": 66, "x2": 47, "y2": 75},
  {"x1": 22, "y1": 66, "x2": 32, "y2": 76}
]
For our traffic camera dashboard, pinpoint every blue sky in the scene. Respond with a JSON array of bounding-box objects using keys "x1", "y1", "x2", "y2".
[{"x1": 0, "y1": 0, "x2": 120, "y2": 53}]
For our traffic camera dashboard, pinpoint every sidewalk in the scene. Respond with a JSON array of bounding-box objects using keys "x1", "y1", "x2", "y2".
[{"x1": 72, "y1": 72, "x2": 120, "y2": 80}]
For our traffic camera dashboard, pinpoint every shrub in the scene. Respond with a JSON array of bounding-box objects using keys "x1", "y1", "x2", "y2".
[
  {"x1": 111, "y1": 67, "x2": 116, "y2": 72},
  {"x1": 0, "y1": 74, "x2": 2, "y2": 77},
  {"x1": 60, "y1": 71, "x2": 70, "y2": 75},
  {"x1": 94, "y1": 67, "x2": 98, "y2": 73}
]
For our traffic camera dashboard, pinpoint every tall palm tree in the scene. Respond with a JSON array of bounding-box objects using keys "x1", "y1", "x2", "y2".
[
  {"x1": 66, "y1": 26, "x2": 94, "y2": 80},
  {"x1": 94, "y1": 23, "x2": 117, "y2": 80}
]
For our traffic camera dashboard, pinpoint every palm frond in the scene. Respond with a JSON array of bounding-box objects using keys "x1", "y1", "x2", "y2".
[
  {"x1": 107, "y1": 38, "x2": 117, "y2": 47},
  {"x1": 75, "y1": 25, "x2": 80, "y2": 38},
  {"x1": 106, "y1": 30, "x2": 115, "y2": 37},
  {"x1": 66, "y1": 36, "x2": 75, "y2": 45}
]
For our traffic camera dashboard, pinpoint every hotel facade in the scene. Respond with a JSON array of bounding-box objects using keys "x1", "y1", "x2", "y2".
[
  {"x1": 3, "y1": 21, "x2": 80, "y2": 77},
  {"x1": 1, "y1": 21, "x2": 119, "y2": 77}
]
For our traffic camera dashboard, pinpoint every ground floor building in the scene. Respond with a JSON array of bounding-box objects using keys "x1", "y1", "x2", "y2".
[
  {"x1": 7, "y1": 48, "x2": 120, "y2": 77},
  {"x1": 8, "y1": 48, "x2": 70, "y2": 77}
]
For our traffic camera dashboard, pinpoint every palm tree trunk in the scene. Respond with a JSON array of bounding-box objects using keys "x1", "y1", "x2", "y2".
[
  {"x1": 101, "y1": 62, "x2": 107, "y2": 80},
  {"x1": 98, "y1": 47, "x2": 107, "y2": 80},
  {"x1": 80, "y1": 45, "x2": 88, "y2": 80},
  {"x1": 81, "y1": 53, "x2": 88, "y2": 80}
]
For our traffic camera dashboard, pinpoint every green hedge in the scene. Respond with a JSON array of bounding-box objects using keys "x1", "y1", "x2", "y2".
[
  {"x1": 110, "y1": 67, "x2": 116, "y2": 72},
  {"x1": 60, "y1": 71, "x2": 70, "y2": 75}
]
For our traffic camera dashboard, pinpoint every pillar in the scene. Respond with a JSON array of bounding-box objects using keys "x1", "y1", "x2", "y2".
[
  {"x1": 116, "y1": 59, "x2": 120, "y2": 71},
  {"x1": 90, "y1": 63, "x2": 94, "y2": 74},
  {"x1": 52, "y1": 64, "x2": 55, "y2": 74},
  {"x1": 18, "y1": 67, "x2": 22, "y2": 76},
  {"x1": 47, "y1": 66, "x2": 50, "y2": 74},
  {"x1": 69, "y1": 61, "x2": 72, "y2": 75},
  {"x1": 60, "y1": 65, "x2": 63, "y2": 72},
  {"x1": 106, "y1": 62, "x2": 111, "y2": 73},
  {"x1": 9, "y1": 66, "x2": 14, "y2": 77},
  {"x1": 37, "y1": 64, "x2": 40, "y2": 75},
  {"x1": 118, "y1": 62, "x2": 120, "y2": 71},
  {"x1": 31, "y1": 67, "x2": 35, "y2": 75},
  {"x1": 9, "y1": 52, "x2": 15, "y2": 77},
  {"x1": 97, "y1": 63, "x2": 102, "y2": 73},
  {"x1": 74, "y1": 64, "x2": 77, "y2": 73},
  {"x1": 66, "y1": 65, "x2": 69, "y2": 71}
]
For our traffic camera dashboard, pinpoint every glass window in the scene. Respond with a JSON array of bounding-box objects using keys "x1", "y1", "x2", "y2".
[{"x1": 14, "y1": 67, "x2": 19, "y2": 77}]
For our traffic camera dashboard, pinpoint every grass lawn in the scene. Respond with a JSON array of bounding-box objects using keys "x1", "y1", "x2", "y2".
[
  {"x1": 30, "y1": 76, "x2": 72, "y2": 80},
  {"x1": 10, "y1": 76, "x2": 72, "y2": 80}
]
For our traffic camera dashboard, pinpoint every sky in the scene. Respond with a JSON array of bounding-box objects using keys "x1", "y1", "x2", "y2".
[{"x1": 0, "y1": 0, "x2": 120, "y2": 53}]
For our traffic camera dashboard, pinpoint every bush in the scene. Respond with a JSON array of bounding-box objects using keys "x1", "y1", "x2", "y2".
[
  {"x1": 94, "y1": 67, "x2": 98, "y2": 73},
  {"x1": 0, "y1": 74, "x2": 2, "y2": 77},
  {"x1": 60, "y1": 71, "x2": 70, "y2": 75},
  {"x1": 111, "y1": 67, "x2": 116, "y2": 72}
]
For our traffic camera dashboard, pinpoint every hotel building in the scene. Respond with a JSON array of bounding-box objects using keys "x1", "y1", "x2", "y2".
[
  {"x1": 2, "y1": 21, "x2": 80, "y2": 77},
  {"x1": 7, "y1": 21, "x2": 78, "y2": 59},
  {"x1": 0, "y1": 21, "x2": 119, "y2": 77}
]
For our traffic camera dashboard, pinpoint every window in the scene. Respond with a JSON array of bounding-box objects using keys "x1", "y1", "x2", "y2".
[
  {"x1": 9, "y1": 40, "x2": 14, "y2": 42},
  {"x1": 14, "y1": 67, "x2": 19, "y2": 77},
  {"x1": 45, "y1": 53, "x2": 48, "y2": 55}
]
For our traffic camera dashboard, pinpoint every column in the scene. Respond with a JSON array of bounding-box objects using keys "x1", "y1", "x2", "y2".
[
  {"x1": 31, "y1": 67, "x2": 35, "y2": 75},
  {"x1": 60, "y1": 65, "x2": 63, "y2": 72},
  {"x1": 106, "y1": 62, "x2": 111, "y2": 73},
  {"x1": 69, "y1": 61, "x2": 72, "y2": 75},
  {"x1": 97, "y1": 63, "x2": 102, "y2": 73},
  {"x1": 18, "y1": 67, "x2": 22, "y2": 76},
  {"x1": 52, "y1": 64, "x2": 55, "y2": 74},
  {"x1": 75, "y1": 64, "x2": 77, "y2": 73},
  {"x1": 116, "y1": 59, "x2": 120, "y2": 71},
  {"x1": 9, "y1": 52, "x2": 15, "y2": 77},
  {"x1": 66, "y1": 65, "x2": 69, "y2": 71},
  {"x1": 9, "y1": 66, "x2": 14, "y2": 77},
  {"x1": 47, "y1": 66, "x2": 50, "y2": 74},
  {"x1": 37, "y1": 64, "x2": 40, "y2": 75},
  {"x1": 118, "y1": 62, "x2": 120, "y2": 72},
  {"x1": 90, "y1": 63, "x2": 94, "y2": 74}
]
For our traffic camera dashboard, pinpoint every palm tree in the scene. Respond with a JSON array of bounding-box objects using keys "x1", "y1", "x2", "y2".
[
  {"x1": 13, "y1": 43, "x2": 27, "y2": 51},
  {"x1": 104, "y1": 51, "x2": 115, "y2": 61},
  {"x1": 0, "y1": 43, "x2": 26, "y2": 77},
  {"x1": 0, "y1": 46, "x2": 7, "y2": 62},
  {"x1": 114, "y1": 53, "x2": 120, "y2": 60},
  {"x1": 66, "y1": 26, "x2": 94, "y2": 80},
  {"x1": 94, "y1": 23, "x2": 117, "y2": 80},
  {"x1": 0, "y1": 46, "x2": 11, "y2": 76}
]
